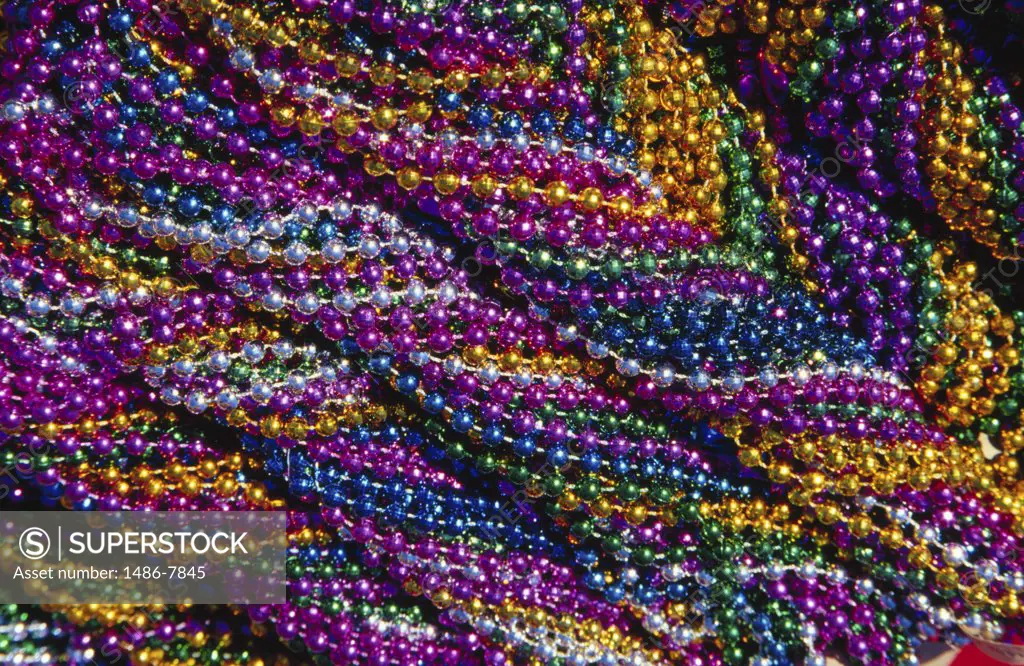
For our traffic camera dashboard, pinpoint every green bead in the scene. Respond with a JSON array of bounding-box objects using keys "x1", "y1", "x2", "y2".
[
  {"x1": 606, "y1": 22, "x2": 629, "y2": 45},
  {"x1": 991, "y1": 158, "x2": 1014, "y2": 179},
  {"x1": 566, "y1": 256, "x2": 589, "y2": 279},
  {"x1": 834, "y1": 7, "x2": 858, "y2": 30},
  {"x1": 506, "y1": 1, "x2": 530, "y2": 22},
  {"x1": 980, "y1": 416, "x2": 1001, "y2": 435},
  {"x1": 789, "y1": 79, "x2": 811, "y2": 100},
  {"x1": 723, "y1": 646, "x2": 747, "y2": 665},
  {"x1": 724, "y1": 114, "x2": 744, "y2": 137},
  {"x1": 508, "y1": 465, "x2": 530, "y2": 485},
  {"x1": 678, "y1": 502, "x2": 700, "y2": 521},
  {"x1": 542, "y1": 4, "x2": 567, "y2": 31},
  {"x1": 995, "y1": 187, "x2": 1019, "y2": 208},
  {"x1": 608, "y1": 56, "x2": 631, "y2": 82},
  {"x1": 544, "y1": 475, "x2": 565, "y2": 495},
  {"x1": 603, "y1": 257, "x2": 624, "y2": 279},
  {"x1": 577, "y1": 478, "x2": 601, "y2": 501},
  {"x1": 542, "y1": 41, "x2": 563, "y2": 64},
  {"x1": 603, "y1": 89, "x2": 626, "y2": 113},
  {"x1": 651, "y1": 487, "x2": 673, "y2": 504},
  {"x1": 815, "y1": 38, "x2": 841, "y2": 59},
  {"x1": 529, "y1": 248, "x2": 552, "y2": 269},
  {"x1": 477, "y1": 454, "x2": 497, "y2": 472},
  {"x1": 616, "y1": 481, "x2": 640, "y2": 502},
  {"x1": 633, "y1": 546, "x2": 655, "y2": 565},
  {"x1": 570, "y1": 518, "x2": 593, "y2": 539},
  {"x1": 921, "y1": 278, "x2": 943, "y2": 298},
  {"x1": 602, "y1": 535, "x2": 623, "y2": 552}
]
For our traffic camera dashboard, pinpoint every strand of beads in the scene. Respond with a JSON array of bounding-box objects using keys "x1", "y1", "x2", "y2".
[{"x1": 5, "y1": 0, "x2": 1024, "y2": 663}]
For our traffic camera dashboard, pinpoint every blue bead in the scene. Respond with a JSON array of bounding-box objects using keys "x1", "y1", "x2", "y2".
[
  {"x1": 638, "y1": 336, "x2": 661, "y2": 358},
  {"x1": 563, "y1": 116, "x2": 586, "y2": 142},
  {"x1": 424, "y1": 393, "x2": 445, "y2": 414},
  {"x1": 212, "y1": 205, "x2": 235, "y2": 227},
  {"x1": 452, "y1": 410, "x2": 474, "y2": 433},
  {"x1": 546, "y1": 446, "x2": 569, "y2": 468},
  {"x1": 615, "y1": 137, "x2": 636, "y2": 155},
  {"x1": 636, "y1": 585, "x2": 658, "y2": 605},
  {"x1": 367, "y1": 355, "x2": 391, "y2": 374},
  {"x1": 396, "y1": 373, "x2": 419, "y2": 394},
  {"x1": 605, "y1": 585, "x2": 625, "y2": 603},
  {"x1": 482, "y1": 425, "x2": 504, "y2": 447},
  {"x1": 582, "y1": 452, "x2": 602, "y2": 472},
  {"x1": 578, "y1": 305, "x2": 599, "y2": 322},
  {"x1": 512, "y1": 436, "x2": 536, "y2": 458},
  {"x1": 289, "y1": 476, "x2": 314, "y2": 497},
  {"x1": 531, "y1": 110, "x2": 556, "y2": 136},
  {"x1": 466, "y1": 104, "x2": 493, "y2": 130},
  {"x1": 437, "y1": 90, "x2": 461, "y2": 112},
  {"x1": 247, "y1": 127, "x2": 269, "y2": 145},
  {"x1": 184, "y1": 91, "x2": 208, "y2": 114},
  {"x1": 606, "y1": 324, "x2": 628, "y2": 345},
  {"x1": 41, "y1": 41, "x2": 64, "y2": 59},
  {"x1": 143, "y1": 185, "x2": 167, "y2": 206},
  {"x1": 316, "y1": 222, "x2": 337, "y2": 241},
  {"x1": 119, "y1": 105, "x2": 139, "y2": 123},
  {"x1": 217, "y1": 108, "x2": 237, "y2": 129},
  {"x1": 108, "y1": 10, "x2": 134, "y2": 32},
  {"x1": 177, "y1": 193, "x2": 203, "y2": 217},
  {"x1": 498, "y1": 111, "x2": 523, "y2": 137},
  {"x1": 322, "y1": 484, "x2": 346, "y2": 508},
  {"x1": 667, "y1": 583, "x2": 687, "y2": 599},
  {"x1": 127, "y1": 44, "x2": 151, "y2": 68},
  {"x1": 264, "y1": 453, "x2": 286, "y2": 476},
  {"x1": 156, "y1": 72, "x2": 181, "y2": 95},
  {"x1": 596, "y1": 126, "x2": 617, "y2": 147}
]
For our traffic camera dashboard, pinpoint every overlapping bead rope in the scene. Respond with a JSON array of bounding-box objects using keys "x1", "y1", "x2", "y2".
[{"x1": 2, "y1": 0, "x2": 1024, "y2": 664}]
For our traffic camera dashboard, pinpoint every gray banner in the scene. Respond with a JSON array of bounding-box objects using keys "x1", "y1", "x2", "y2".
[{"x1": 0, "y1": 511, "x2": 287, "y2": 603}]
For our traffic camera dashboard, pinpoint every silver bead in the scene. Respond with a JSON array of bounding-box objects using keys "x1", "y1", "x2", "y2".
[{"x1": 185, "y1": 391, "x2": 209, "y2": 414}]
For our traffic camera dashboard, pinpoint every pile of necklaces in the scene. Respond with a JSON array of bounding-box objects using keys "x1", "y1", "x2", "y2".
[{"x1": 1, "y1": 0, "x2": 1024, "y2": 663}]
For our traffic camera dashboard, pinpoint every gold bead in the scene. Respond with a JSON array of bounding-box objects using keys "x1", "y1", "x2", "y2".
[
  {"x1": 371, "y1": 107, "x2": 397, "y2": 131},
  {"x1": 543, "y1": 181, "x2": 571, "y2": 207},
  {"x1": 396, "y1": 167, "x2": 423, "y2": 191},
  {"x1": 433, "y1": 171, "x2": 461, "y2": 196},
  {"x1": 260, "y1": 415, "x2": 282, "y2": 438},
  {"x1": 611, "y1": 195, "x2": 633, "y2": 217},
  {"x1": 508, "y1": 176, "x2": 534, "y2": 201},
  {"x1": 471, "y1": 174, "x2": 497, "y2": 199},
  {"x1": 298, "y1": 109, "x2": 325, "y2": 136},
  {"x1": 443, "y1": 70, "x2": 470, "y2": 92},
  {"x1": 337, "y1": 54, "x2": 362, "y2": 77},
  {"x1": 407, "y1": 100, "x2": 432, "y2": 124},
  {"x1": 269, "y1": 105, "x2": 296, "y2": 127}
]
